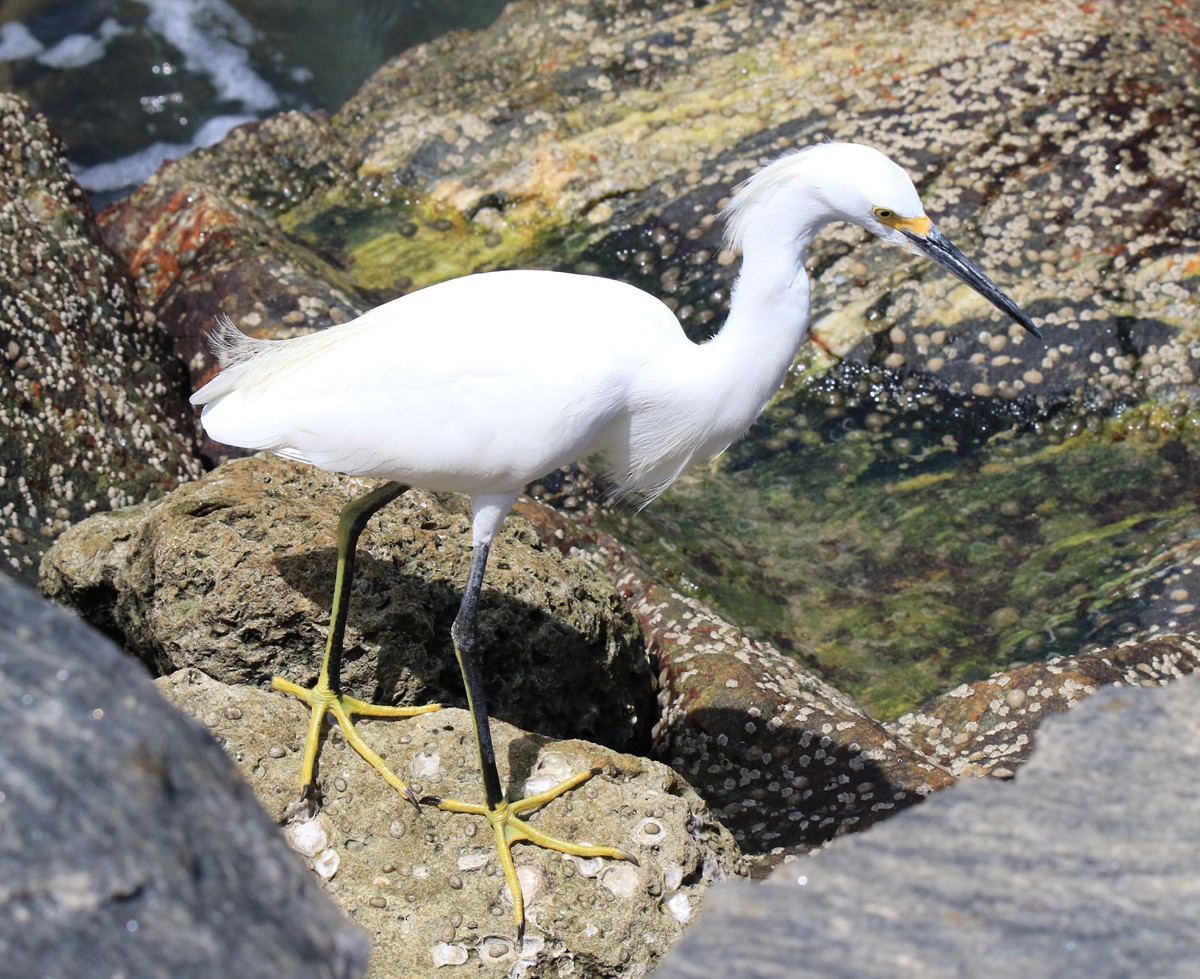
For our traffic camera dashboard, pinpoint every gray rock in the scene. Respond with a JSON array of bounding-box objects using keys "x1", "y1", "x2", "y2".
[
  {"x1": 0, "y1": 574, "x2": 368, "y2": 978},
  {"x1": 653, "y1": 671, "x2": 1200, "y2": 979},
  {"x1": 156, "y1": 669, "x2": 741, "y2": 978}
]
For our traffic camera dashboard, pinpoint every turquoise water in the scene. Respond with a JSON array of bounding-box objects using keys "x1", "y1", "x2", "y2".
[{"x1": 0, "y1": 0, "x2": 505, "y2": 198}]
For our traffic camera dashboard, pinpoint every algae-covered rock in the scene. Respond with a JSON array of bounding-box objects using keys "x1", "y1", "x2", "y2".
[{"x1": 616, "y1": 416, "x2": 1200, "y2": 718}]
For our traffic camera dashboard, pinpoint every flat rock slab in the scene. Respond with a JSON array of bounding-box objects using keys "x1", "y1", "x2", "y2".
[
  {"x1": 157, "y1": 669, "x2": 740, "y2": 978},
  {"x1": 653, "y1": 672, "x2": 1200, "y2": 979},
  {"x1": 0, "y1": 575, "x2": 368, "y2": 978}
]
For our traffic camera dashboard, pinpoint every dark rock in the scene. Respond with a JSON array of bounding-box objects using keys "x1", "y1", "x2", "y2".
[
  {"x1": 0, "y1": 573, "x2": 368, "y2": 978},
  {"x1": 653, "y1": 670, "x2": 1200, "y2": 979},
  {"x1": 0, "y1": 94, "x2": 201, "y2": 584},
  {"x1": 157, "y1": 670, "x2": 740, "y2": 978},
  {"x1": 890, "y1": 633, "x2": 1200, "y2": 776},
  {"x1": 38, "y1": 454, "x2": 655, "y2": 755}
]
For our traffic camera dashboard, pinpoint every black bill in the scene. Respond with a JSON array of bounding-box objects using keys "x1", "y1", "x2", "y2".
[{"x1": 902, "y1": 225, "x2": 1043, "y2": 341}]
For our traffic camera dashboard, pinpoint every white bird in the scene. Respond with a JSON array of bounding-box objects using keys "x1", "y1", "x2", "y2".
[{"x1": 191, "y1": 142, "x2": 1041, "y2": 940}]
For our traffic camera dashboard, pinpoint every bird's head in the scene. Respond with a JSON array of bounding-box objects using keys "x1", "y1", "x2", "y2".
[
  {"x1": 725, "y1": 142, "x2": 1043, "y2": 340},
  {"x1": 836, "y1": 143, "x2": 1043, "y2": 341}
]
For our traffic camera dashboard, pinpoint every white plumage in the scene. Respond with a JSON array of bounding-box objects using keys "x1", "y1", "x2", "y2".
[{"x1": 195, "y1": 143, "x2": 1037, "y2": 535}]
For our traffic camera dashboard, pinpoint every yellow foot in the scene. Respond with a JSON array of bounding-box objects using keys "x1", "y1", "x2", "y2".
[
  {"x1": 423, "y1": 768, "x2": 638, "y2": 943},
  {"x1": 271, "y1": 676, "x2": 440, "y2": 805}
]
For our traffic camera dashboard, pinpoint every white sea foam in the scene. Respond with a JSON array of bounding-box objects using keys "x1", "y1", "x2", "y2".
[
  {"x1": 71, "y1": 114, "x2": 255, "y2": 193},
  {"x1": 3, "y1": 3, "x2": 279, "y2": 113},
  {"x1": 36, "y1": 33, "x2": 107, "y2": 69},
  {"x1": 0, "y1": 21, "x2": 44, "y2": 62},
  {"x1": 11, "y1": 0, "x2": 287, "y2": 196},
  {"x1": 36, "y1": 19, "x2": 126, "y2": 69},
  {"x1": 135, "y1": 0, "x2": 280, "y2": 111}
]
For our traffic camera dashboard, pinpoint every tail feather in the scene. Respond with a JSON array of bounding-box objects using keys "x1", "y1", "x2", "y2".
[
  {"x1": 190, "y1": 316, "x2": 274, "y2": 406},
  {"x1": 207, "y1": 314, "x2": 263, "y2": 368},
  {"x1": 191, "y1": 316, "x2": 290, "y2": 452}
]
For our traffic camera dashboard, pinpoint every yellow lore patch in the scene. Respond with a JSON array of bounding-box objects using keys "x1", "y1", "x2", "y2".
[{"x1": 873, "y1": 207, "x2": 932, "y2": 236}]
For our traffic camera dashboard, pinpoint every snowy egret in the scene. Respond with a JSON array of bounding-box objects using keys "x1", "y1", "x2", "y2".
[{"x1": 191, "y1": 142, "x2": 1041, "y2": 939}]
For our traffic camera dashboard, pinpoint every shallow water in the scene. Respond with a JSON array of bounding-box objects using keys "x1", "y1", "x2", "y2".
[
  {"x1": 0, "y1": 0, "x2": 505, "y2": 199},
  {"x1": 602, "y1": 365, "x2": 1200, "y2": 720}
]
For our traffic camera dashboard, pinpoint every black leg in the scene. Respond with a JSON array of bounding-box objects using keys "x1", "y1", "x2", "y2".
[
  {"x1": 449, "y1": 541, "x2": 507, "y2": 809},
  {"x1": 424, "y1": 537, "x2": 637, "y2": 945}
]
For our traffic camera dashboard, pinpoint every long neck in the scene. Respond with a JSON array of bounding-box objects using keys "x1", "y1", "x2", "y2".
[{"x1": 699, "y1": 216, "x2": 820, "y2": 440}]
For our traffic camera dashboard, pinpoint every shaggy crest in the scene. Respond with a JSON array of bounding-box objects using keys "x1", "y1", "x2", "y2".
[{"x1": 720, "y1": 144, "x2": 822, "y2": 253}]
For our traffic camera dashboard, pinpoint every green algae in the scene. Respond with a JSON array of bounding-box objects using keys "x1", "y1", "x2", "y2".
[
  {"x1": 278, "y1": 186, "x2": 587, "y2": 296},
  {"x1": 604, "y1": 387, "x2": 1200, "y2": 721}
]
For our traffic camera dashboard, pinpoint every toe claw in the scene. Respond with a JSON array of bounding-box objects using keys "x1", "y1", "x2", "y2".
[
  {"x1": 301, "y1": 784, "x2": 320, "y2": 815},
  {"x1": 419, "y1": 794, "x2": 444, "y2": 806}
]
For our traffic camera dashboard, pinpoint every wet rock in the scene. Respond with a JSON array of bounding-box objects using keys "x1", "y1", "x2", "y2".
[
  {"x1": 156, "y1": 671, "x2": 740, "y2": 979},
  {"x1": 517, "y1": 497, "x2": 957, "y2": 867},
  {"x1": 0, "y1": 574, "x2": 368, "y2": 979},
  {"x1": 0, "y1": 94, "x2": 200, "y2": 583},
  {"x1": 616, "y1": 566, "x2": 954, "y2": 867},
  {"x1": 890, "y1": 633, "x2": 1200, "y2": 776},
  {"x1": 653, "y1": 671, "x2": 1200, "y2": 979},
  {"x1": 38, "y1": 454, "x2": 654, "y2": 754},
  {"x1": 625, "y1": 396, "x2": 1200, "y2": 719}
]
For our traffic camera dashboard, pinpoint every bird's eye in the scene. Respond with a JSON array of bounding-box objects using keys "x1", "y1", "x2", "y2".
[{"x1": 873, "y1": 207, "x2": 894, "y2": 220}]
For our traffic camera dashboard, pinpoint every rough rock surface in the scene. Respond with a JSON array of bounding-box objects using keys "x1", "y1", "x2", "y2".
[
  {"x1": 0, "y1": 94, "x2": 200, "y2": 583},
  {"x1": 95, "y1": 0, "x2": 1200, "y2": 410},
  {"x1": 38, "y1": 454, "x2": 654, "y2": 753},
  {"x1": 0, "y1": 574, "x2": 368, "y2": 979},
  {"x1": 157, "y1": 670, "x2": 740, "y2": 979},
  {"x1": 891, "y1": 633, "x2": 1200, "y2": 776},
  {"x1": 652, "y1": 671, "x2": 1200, "y2": 979},
  {"x1": 619, "y1": 566, "x2": 954, "y2": 866}
]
